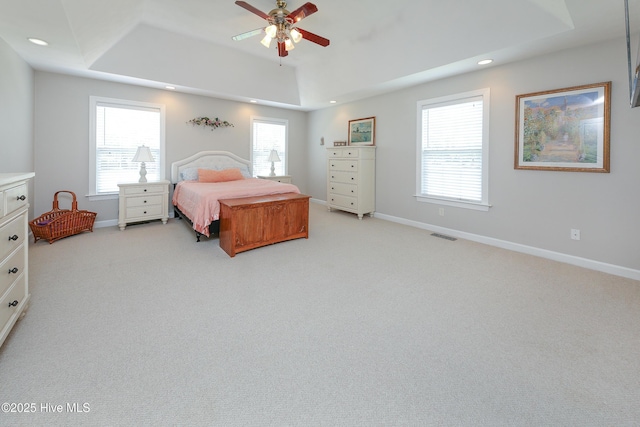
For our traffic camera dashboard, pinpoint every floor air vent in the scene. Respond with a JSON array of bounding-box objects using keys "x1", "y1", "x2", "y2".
[{"x1": 431, "y1": 233, "x2": 457, "y2": 241}]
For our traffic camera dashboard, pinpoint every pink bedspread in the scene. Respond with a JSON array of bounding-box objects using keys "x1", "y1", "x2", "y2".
[{"x1": 172, "y1": 178, "x2": 301, "y2": 236}]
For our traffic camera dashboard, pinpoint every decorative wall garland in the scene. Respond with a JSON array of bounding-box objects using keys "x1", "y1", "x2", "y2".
[{"x1": 187, "y1": 116, "x2": 234, "y2": 130}]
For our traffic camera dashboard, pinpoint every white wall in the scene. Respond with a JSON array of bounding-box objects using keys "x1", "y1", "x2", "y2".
[
  {"x1": 307, "y1": 36, "x2": 640, "y2": 276},
  {"x1": 0, "y1": 37, "x2": 35, "y2": 218},
  {"x1": 33, "y1": 72, "x2": 308, "y2": 223}
]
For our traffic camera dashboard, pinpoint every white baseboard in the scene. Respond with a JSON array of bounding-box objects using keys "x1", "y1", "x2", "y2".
[
  {"x1": 95, "y1": 219, "x2": 118, "y2": 228},
  {"x1": 94, "y1": 211, "x2": 177, "y2": 230}
]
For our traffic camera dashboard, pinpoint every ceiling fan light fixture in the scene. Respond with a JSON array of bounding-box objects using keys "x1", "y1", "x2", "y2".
[
  {"x1": 290, "y1": 28, "x2": 302, "y2": 43},
  {"x1": 260, "y1": 34, "x2": 273, "y2": 48},
  {"x1": 234, "y1": 0, "x2": 330, "y2": 58},
  {"x1": 265, "y1": 24, "x2": 278, "y2": 38},
  {"x1": 285, "y1": 38, "x2": 295, "y2": 51}
]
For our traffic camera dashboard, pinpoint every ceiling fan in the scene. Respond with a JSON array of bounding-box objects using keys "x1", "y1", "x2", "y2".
[{"x1": 232, "y1": 0, "x2": 330, "y2": 58}]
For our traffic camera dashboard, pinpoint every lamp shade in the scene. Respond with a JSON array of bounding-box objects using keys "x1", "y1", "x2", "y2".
[
  {"x1": 260, "y1": 35, "x2": 272, "y2": 48},
  {"x1": 267, "y1": 149, "x2": 281, "y2": 163},
  {"x1": 284, "y1": 38, "x2": 295, "y2": 51},
  {"x1": 290, "y1": 28, "x2": 302, "y2": 43},
  {"x1": 132, "y1": 145, "x2": 154, "y2": 163},
  {"x1": 265, "y1": 25, "x2": 277, "y2": 38}
]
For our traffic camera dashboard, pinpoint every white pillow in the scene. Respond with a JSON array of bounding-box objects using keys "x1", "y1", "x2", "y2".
[{"x1": 180, "y1": 167, "x2": 199, "y2": 181}]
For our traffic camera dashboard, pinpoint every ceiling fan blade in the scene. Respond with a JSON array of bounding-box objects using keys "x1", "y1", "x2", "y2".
[
  {"x1": 296, "y1": 28, "x2": 330, "y2": 47},
  {"x1": 232, "y1": 28, "x2": 264, "y2": 41},
  {"x1": 277, "y1": 41, "x2": 288, "y2": 57},
  {"x1": 235, "y1": 1, "x2": 269, "y2": 20},
  {"x1": 286, "y1": 2, "x2": 318, "y2": 23}
]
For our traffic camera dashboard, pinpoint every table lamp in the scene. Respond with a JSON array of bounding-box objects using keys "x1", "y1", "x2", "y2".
[
  {"x1": 132, "y1": 145, "x2": 154, "y2": 182},
  {"x1": 267, "y1": 149, "x2": 281, "y2": 177}
]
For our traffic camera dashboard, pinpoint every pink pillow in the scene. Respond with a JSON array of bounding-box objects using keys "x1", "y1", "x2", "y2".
[{"x1": 198, "y1": 168, "x2": 245, "y2": 183}]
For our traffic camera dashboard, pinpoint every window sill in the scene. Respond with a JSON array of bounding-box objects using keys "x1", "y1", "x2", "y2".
[
  {"x1": 87, "y1": 193, "x2": 118, "y2": 202},
  {"x1": 415, "y1": 195, "x2": 491, "y2": 211}
]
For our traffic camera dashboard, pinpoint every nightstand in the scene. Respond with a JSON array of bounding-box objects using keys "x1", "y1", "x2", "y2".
[
  {"x1": 118, "y1": 180, "x2": 170, "y2": 230},
  {"x1": 257, "y1": 175, "x2": 292, "y2": 184}
]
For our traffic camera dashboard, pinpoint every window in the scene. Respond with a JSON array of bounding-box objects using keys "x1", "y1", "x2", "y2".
[
  {"x1": 251, "y1": 116, "x2": 287, "y2": 177},
  {"x1": 416, "y1": 88, "x2": 490, "y2": 211},
  {"x1": 89, "y1": 97, "x2": 165, "y2": 198}
]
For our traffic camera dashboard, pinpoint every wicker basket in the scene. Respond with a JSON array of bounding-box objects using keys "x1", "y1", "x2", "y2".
[{"x1": 29, "y1": 191, "x2": 97, "y2": 244}]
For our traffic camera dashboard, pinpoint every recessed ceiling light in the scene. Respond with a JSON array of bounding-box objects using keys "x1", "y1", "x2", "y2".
[
  {"x1": 329, "y1": 100, "x2": 337, "y2": 104},
  {"x1": 28, "y1": 38, "x2": 48, "y2": 46},
  {"x1": 478, "y1": 59, "x2": 493, "y2": 65},
  {"x1": 250, "y1": 100, "x2": 257, "y2": 103},
  {"x1": 165, "y1": 85, "x2": 175, "y2": 90}
]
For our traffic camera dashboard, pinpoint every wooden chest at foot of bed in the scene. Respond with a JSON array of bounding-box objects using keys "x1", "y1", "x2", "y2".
[{"x1": 219, "y1": 193, "x2": 310, "y2": 257}]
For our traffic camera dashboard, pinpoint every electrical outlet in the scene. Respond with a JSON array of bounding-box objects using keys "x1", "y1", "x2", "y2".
[
  {"x1": 571, "y1": 229, "x2": 581, "y2": 240},
  {"x1": 439, "y1": 208, "x2": 445, "y2": 216}
]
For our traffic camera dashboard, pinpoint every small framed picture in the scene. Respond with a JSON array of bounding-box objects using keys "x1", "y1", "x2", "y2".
[
  {"x1": 515, "y1": 82, "x2": 611, "y2": 172},
  {"x1": 333, "y1": 141, "x2": 347, "y2": 146},
  {"x1": 348, "y1": 117, "x2": 375, "y2": 146}
]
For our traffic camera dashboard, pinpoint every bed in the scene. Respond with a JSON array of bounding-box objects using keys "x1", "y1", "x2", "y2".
[{"x1": 171, "y1": 151, "x2": 306, "y2": 244}]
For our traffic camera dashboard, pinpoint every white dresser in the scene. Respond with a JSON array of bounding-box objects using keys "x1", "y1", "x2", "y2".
[
  {"x1": 118, "y1": 180, "x2": 170, "y2": 231},
  {"x1": 0, "y1": 172, "x2": 34, "y2": 349},
  {"x1": 327, "y1": 146, "x2": 376, "y2": 219}
]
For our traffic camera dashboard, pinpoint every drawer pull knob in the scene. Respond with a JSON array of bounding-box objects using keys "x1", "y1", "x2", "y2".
[
  {"x1": 351, "y1": 177, "x2": 354, "y2": 180},
  {"x1": 144, "y1": 189, "x2": 147, "y2": 192},
  {"x1": 16, "y1": 195, "x2": 26, "y2": 201},
  {"x1": 8, "y1": 300, "x2": 18, "y2": 307},
  {"x1": 8, "y1": 235, "x2": 19, "y2": 241},
  {"x1": 144, "y1": 200, "x2": 147, "y2": 203},
  {"x1": 144, "y1": 211, "x2": 147, "y2": 214},
  {"x1": 8, "y1": 267, "x2": 19, "y2": 274},
  {"x1": 351, "y1": 165, "x2": 354, "y2": 168}
]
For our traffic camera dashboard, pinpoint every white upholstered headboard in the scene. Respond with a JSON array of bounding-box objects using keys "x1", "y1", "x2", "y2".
[{"x1": 171, "y1": 151, "x2": 252, "y2": 183}]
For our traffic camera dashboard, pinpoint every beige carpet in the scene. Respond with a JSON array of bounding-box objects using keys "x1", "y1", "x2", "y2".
[{"x1": 1, "y1": 202, "x2": 639, "y2": 426}]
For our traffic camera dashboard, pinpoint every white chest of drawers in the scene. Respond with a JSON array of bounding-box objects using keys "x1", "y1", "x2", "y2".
[
  {"x1": 327, "y1": 146, "x2": 376, "y2": 219},
  {"x1": 0, "y1": 172, "x2": 34, "y2": 349},
  {"x1": 118, "y1": 180, "x2": 170, "y2": 230}
]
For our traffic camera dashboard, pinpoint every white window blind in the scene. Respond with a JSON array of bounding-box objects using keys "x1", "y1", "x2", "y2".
[
  {"x1": 90, "y1": 97, "x2": 164, "y2": 196},
  {"x1": 251, "y1": 117, "x2": 287, "y2": 177},
  {"x1": 417, "y1": 89, "x2": 489, "y2": 209}
]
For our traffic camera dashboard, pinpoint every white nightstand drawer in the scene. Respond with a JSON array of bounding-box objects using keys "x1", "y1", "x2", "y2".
[
  {"x1": 257, "y1": 175, "x2": 292, "y2": 184},
  {"x1": 124, "y1": 194, "x2": 163, "y2": 208},
  {"x1": 126, "y1": 204, "x2": 163, "y2": 219},
  {"x1": 0, "y1": 245, "x2": 24, "y2": 297},
  {"x1": 122, "y1": 185, "x2": 165, "y2": 196}
]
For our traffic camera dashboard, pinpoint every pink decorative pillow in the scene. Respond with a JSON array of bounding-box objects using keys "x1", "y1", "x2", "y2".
[{"x1": 198, "y1": 168, "x2": 245, "y2": 183}]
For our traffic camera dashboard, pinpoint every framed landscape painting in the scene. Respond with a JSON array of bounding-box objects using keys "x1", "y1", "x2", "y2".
[
  {"x1": 515, "y1": 82, "x2": 611, "y2": 172},
  {"x1": 348, "y1": 117, "x2": 375, "y2": 146}
]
